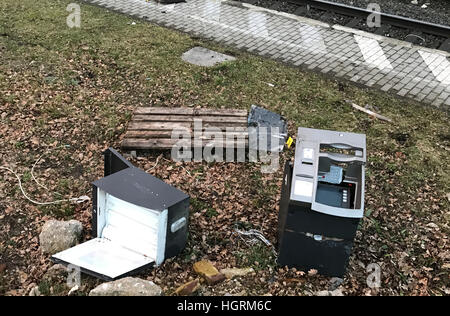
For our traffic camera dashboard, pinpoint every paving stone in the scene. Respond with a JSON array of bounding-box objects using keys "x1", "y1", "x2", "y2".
[{"x1": 181, "y1": 46, "x2": 236, "y2": 67}]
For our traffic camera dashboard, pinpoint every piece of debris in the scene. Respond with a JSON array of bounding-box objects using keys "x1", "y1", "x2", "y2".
[
  {"x1": 248, "y1": 105, "x2": 288, "y2": 152},
  {"x1": 233, "y1": 228, "x2": 277, "y2": 255},
  {"x1": 175, "y1": 279, "x2": 200, "y2": 296},
  {"x1": 220, "y1": 267, "x2": 254, "y2": 279},
  {"x1": 182, "y1": 47, "x2": 236, "y2": 67},
  {"x1": 411, "y1": 0, "x2": 418, "y2": 4},
  {"x1": 89, "y1": 277, "x2": 162, "y2": 296},
  {"x1": 193, "y1": 260, "x2": 225, "y2": 285},
  {"x1": 346, "y1": 100, "x2": 392, "y2": 122},
  {"x1": 39, "y1": 220, "x2": 83, "y2": 255}
]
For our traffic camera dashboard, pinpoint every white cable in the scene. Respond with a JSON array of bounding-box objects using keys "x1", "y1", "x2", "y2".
[
  {"x1": 145, "y1": 154, "x2": 162, "y2": 172},
  {"x1": 405, "y1": 34, "x2": 425, "y2": 43},
  {"x1": 31, "y1": 145, "x2": 69, "y2": 191},
  {"x1": 233, "y1": 228, "x2": 277, "y2": 256},
  {"x1": 31, "y1": 151, "x2": 50, "y2": 190},
  {"x1": 0, "y1": 166, "x2": 90, "y2": 206}
]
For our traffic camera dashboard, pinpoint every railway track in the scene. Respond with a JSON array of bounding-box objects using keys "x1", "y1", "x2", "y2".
[{"x1": 244, "y1": 0, "x2": 450, "y2": 52}]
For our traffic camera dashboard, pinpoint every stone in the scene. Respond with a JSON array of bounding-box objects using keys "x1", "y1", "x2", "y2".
[
  {"x1": 328, "y1": 277, "x2": 344, "y2": 291},
  {"x1": 330, "y1": 288, "x2": 344, "y2": 296},
  {"x1": 175, "y1": 279, "x2": 200, "y2": 296},
  {"x1": 182, "y1": 47, "x2": 236, "y2": 67},
  {"x1": 89, "y1": 277, "x2": 162, "y2": 296},
  {"x1": 193, "y1": 260, "x2": 225, "y2": 285},
  {"x1": 220, "y1": 267, "x2": 254, "y2": 280},
  {"x1": 29, "y1": 286, "x2": 41, "y2": 296},
  {"x1": 315, "y1": 287, "x2": 344, "y2": 296},
  {"x1": 39, "y1": 220, "x2": 83, "y2": 255}
]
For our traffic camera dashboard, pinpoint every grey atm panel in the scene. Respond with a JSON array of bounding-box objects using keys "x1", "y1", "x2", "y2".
[{"x1": 278, "y1": 127, "x2": 366, "y2": 277}]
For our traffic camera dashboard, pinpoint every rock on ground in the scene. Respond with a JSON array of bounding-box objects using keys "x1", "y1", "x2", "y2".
[
  {"x1": 175, "y1": 279, "x2": 200, "y2": 296},
  {"x1": 220, "y1": 267, "x2": 254, "y2": 279},
  {"x1": 328, "y1": 277, "x2": 344, "y2": 291},
  {"x1": 29, "y1": 286, "x2": 41, "y2": 296},
  {"x1": 315, "y1": 288, "x2": 344, "y2": 296},
  {"x1": 89, "y1": 277, "x2": 162, "y2": 296},
  {"x1": 39, "y1": 220, "x2": 83, "y2": 255},
  {"x1": 193, "y1": 260, "x2": 225, "y2": 285}
]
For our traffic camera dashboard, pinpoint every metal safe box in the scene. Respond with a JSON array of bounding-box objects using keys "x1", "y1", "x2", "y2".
[
  {"x1": 277, "y1": 127, "x2": 366, "y2": 277},
  {"x1": 52, "y1": 148, "x2": 190, "y2": 281}
]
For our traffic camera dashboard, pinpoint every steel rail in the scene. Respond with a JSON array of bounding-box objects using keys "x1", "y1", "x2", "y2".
[{"x1": 287, "y1": 0, "x2": 450, "y2": 38}]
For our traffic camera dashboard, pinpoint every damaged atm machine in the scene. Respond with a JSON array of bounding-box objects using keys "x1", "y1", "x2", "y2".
[
  {"x1": 52, "y1": 148, "x2": 190, "y2": 280},
  {"x1": 278, "y1": 127, "x2": 366, "y2": 277}
]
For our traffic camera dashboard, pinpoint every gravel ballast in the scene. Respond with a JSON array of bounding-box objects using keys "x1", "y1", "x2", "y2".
[{"x1": 239, "y1": 0, "x2": 450, "y2": 50}]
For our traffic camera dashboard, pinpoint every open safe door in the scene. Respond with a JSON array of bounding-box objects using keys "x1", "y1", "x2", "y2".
[
  {"x1": 52, "y1": 237, "x2": 154, "y2": 280},
  {"x1": 52, "y1": 188, "x2": 169, "y2": 280}
]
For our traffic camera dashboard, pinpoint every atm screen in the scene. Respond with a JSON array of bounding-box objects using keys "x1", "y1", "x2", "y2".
[{"x1": 316, "y1": 183, "x2": 352, "y2": 208}]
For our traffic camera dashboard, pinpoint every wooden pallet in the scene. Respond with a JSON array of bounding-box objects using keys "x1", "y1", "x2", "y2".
[{"x1": 122, "y1": 107, "x2": 249, "y2": 150}]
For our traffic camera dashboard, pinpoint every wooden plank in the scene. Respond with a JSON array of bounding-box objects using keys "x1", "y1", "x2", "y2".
[
  {"x1": 124, "y1": 130, "x2": 249, "y2": 139},
  {"x1": 127, "y1": 121, "x2": 246, "y2": 131},
  {"x1": 124, "y1": 130, "x2": 176, "y2": 139},
  {"x1": 134, "y1": 107, "x2": 194, "y2": 115},
  {"x1": 127, "y1": 122, "x2": 192, "y2": 131},
  {"x1": 122, "y1": 138, "x2": 248, "y2": 150},
  {"x1": 132, "y1": 115, "x2": 248, "y2": 124},
  {"x1": 134, "y1": 107, "x2": 248, "y2": 117}
]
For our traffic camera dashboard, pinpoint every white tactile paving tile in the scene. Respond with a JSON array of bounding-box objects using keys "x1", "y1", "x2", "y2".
[
  {"x1": 418, "y1": 50, "x2": 450, "y2": 86},
  {"x1": 354, "y1": 35, "x2": 393, "y2": 71},
  {"x1": 300, "y1": 25, "x2": 327, "y2": 54},
  {"x1": 248, "y1": 11, "x2": 269, "y2": 38}
]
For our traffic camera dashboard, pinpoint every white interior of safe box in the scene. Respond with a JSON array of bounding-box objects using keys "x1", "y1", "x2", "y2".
[{"x1": 52, "y1": 188, "x2": 168, "y2": 279}]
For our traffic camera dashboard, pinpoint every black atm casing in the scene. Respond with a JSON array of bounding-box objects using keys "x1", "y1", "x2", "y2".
[
  {"x1": 93, "y1": 148, "x2": 190, "y2": 261},
  {"x1": 277, "y1": 162, "x2": 360, "y2": 277}
]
